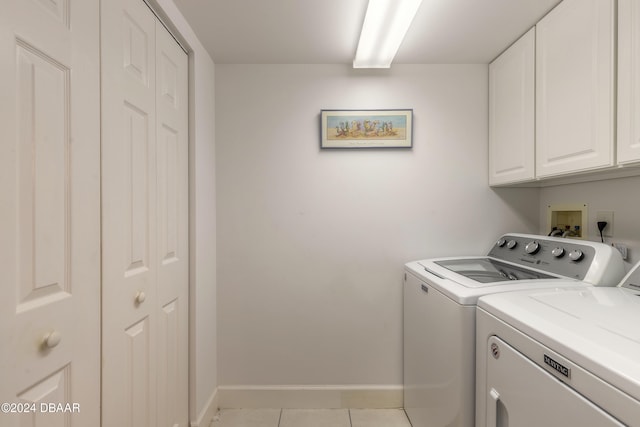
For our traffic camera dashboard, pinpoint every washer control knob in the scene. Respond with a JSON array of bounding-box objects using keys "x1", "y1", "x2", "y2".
[
  {"x1": 496, "y1": 238, "x2": 506, "y2": 247},
  {"x1": 506, "y1": 240, "x2": 517, "y2": 249},
  {"x1": 525, "y1": 241, "x2": 540, "y2": 255},
  {"x1": 568, "y1": 249, "x2": 584, "y2": 262},
  {"x1": 551, "y1": 247, "x2": 565, "y2": 258}
]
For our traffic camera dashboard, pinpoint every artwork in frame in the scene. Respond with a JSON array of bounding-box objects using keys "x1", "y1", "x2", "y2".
[{"x1": 320, "y1": 109, "x2": 413, "y2": 148}]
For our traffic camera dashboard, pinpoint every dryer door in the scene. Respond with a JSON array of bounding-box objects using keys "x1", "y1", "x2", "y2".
[{"x1": 483, "y1": 336, "x2": 623, "y2": 427}]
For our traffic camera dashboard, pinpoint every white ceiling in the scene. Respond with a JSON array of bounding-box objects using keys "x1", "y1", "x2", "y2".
[{"x1": 171, "y1": 0, "x2": 562, "y2": 65}]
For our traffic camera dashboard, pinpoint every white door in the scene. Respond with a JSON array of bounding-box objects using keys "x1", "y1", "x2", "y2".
[
  {"x1": 101, "y1": 0, "x2": 158, "y2": 424},
  {"x1": 0, "y1": 0, "x2": 101, "y2": 426},
  {"x1": 101, "y1": 0, "x2": 189, "y2": 425},
  {"x1": 489, "y1": 28, "x2": 535, "y2": 186},
  {"x1": 618, "y1": 0, "x2": 640, "y2": 165},
  {"x1": 535, "y1": 0, "x2": 615, "y2": 178},
  {"x1": 155, "y1": 18, "x2": 189, "y2": 427}
]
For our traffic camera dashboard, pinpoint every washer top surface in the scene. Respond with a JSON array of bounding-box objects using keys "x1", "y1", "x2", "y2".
[
  {"x1": 405, "y1": 259, "x2": 583, "y2": 305},
  {"x1": 404, "y1": 232, "x2": 625, "y2": 305},
  {"x1": 478, "y1": 285, "x2": 640, "y2": 402},
  {"x1": 433, "y1": 258, "x2": 556, "y2": 282}
]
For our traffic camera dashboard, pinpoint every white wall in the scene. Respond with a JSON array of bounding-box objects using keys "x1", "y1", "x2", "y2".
[
  {"x1": 150, "y1": 0, "x2": 218, "y2": 422},
  {"x1": 215, "y1": 64, "x2": 539, "y2": 388},
  {"x1": 539, "y1": 175, "x2": 640, "y2": 270}
]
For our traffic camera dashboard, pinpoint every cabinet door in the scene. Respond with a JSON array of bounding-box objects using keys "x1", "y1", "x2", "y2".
[
  {"x1": 618, "y1": 0, "x2": 640, "y2": 165},
  {"x1": 489, "y1": 28, "x2": 535, "y2": 186},
  {"x1": 536, "y1": 0, "x2": 615, "y2": 178}
]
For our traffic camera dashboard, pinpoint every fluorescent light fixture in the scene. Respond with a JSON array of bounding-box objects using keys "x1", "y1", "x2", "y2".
[{"x1": 353, "y1": 0, "x2": 423, "y2": 68}]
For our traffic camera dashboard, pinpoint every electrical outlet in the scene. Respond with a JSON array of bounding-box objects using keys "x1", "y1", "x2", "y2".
[{"x1": 596, "y1": 211, "x2": 614, "y2": 237}]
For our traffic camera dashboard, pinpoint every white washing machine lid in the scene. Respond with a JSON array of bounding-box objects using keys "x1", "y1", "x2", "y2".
[
  {"x1": 405, "y1": 258, "x2": 583, "y2": 305},
  {"x1": 478, "y1": 286, "x2": 640, "y2": 402}
]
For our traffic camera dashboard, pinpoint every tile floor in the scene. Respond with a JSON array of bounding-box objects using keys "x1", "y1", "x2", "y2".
[{"x1": 212, "y1": 408, "x2": 412, "y2": 427}]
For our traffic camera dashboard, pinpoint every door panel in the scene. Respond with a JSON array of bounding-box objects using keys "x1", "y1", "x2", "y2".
[
  {"x1": 158, "y1": 299, "x2": 180, "y2": 426},
  {"x1": 125, "y1": 317, "x2": 153, "y2": 427},
  {"x1": 16, "y1": 40, "x2": 69, "y2": 308},
  {"x1": 17, "y1": 366, "x2": 71, "y2": 427},
  {"x1": 102, "y1": 0, "x2": 157, "y2": 425},
  {"x1": 156, "y1": 19, "x2": 189, "y2": 427},
  {"x1": 0, "y1": 0, "x2": 101, "y2": 426},
  {"x1": 102, "y1": 1, "x2": 188, "y2": 426}
]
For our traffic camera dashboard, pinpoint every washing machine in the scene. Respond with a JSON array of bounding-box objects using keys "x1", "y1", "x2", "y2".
[
  {"x1": 475, "y1": 260, "x2": 640, "y2": 427},
  {"x1": 403, "y1": 233, "x2": 625, "y2": 427}
]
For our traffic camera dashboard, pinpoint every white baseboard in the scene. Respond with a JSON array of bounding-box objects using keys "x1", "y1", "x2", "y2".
[
  {"x1": 191, "y1": 388, "x2": 220, "y2": 427},
  {"x1": 217, "y1": 385, "x2": 403, "y2": 409}
]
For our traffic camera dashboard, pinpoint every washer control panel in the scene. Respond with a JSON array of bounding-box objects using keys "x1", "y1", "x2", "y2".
[{"x1": 488, "y1": 234, "x2": 597, "y2": 280}]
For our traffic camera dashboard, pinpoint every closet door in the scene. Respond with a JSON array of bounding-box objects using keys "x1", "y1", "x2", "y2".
[
  {"x1": 0, "y1": 0, "x2": 101, "y2": 426},
  {"x1": 101, "y1": 0, "x2": 158, "y2": 424},
  {"x1": 155, "y1": 19, "x2": 189, "y2": 427},
  {"x1": 101, "y1": 0, "x2": 189, "y2": 426}
]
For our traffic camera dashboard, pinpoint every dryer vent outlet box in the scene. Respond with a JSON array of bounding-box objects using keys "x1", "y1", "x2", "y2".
[{"x1": 547, "y1": 204, "x2": 587, "y2": 239}]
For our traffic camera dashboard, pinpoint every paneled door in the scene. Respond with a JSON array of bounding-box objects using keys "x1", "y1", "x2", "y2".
[
  {"x1": 155, "y1": 18, "x2": 189, "y2": 427},
  {"x1": 0, "y1": 0, "x2": 101, "y2": 426},
  {"x1": 101, "y1": 0, "x2": 189, "y2": 425}
]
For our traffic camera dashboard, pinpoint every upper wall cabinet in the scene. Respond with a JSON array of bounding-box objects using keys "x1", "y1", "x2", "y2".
[
  {"x1": 618, "y1": 0, "x2": 640, "y2": 165},
  {"x1": 489, "y1": 28, "x2": 535, "y2": 186},
  {"x1": 535, "y1": 0, "x2": 615, "y2": 178}
]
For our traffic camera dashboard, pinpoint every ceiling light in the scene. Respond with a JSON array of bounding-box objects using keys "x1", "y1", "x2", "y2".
[{"x1": 353, "y1": 0, "x2": 423, "y2": 68}]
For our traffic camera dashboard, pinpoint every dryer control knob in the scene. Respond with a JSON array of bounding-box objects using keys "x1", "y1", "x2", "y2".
[
  {"x1": 496, "y1": 238, "x2": 506, "y2": 247},
  {"x1": 506, "y1": 240, "x2": 517, "y2": 249},
  {"x1": 551, "y1": 247, "x2": 565, "y2": 258},
  {"x1": 569, "y1": 249, "x2": 584, "y2": 262},
  {"x1": 525, "y1": 241, "x2": 540, "y2": 254}
]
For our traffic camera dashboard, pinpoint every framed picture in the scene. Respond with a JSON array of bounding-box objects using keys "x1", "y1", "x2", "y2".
[{"x1": 320, "y1": 109, "x2": 413, "y2": 149}]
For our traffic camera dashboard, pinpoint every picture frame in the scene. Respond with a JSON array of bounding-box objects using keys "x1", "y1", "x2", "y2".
[{"x1": 320, "y1": 109, "x2": 413, "y2": 149}]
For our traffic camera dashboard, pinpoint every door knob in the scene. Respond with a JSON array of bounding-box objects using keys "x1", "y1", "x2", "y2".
[
  {"x1": 135, "y1": 291, "x2": 146, "y2": 304},
  {"x1": 42, "y1": 330, "x2": 62, "y2": 349}
]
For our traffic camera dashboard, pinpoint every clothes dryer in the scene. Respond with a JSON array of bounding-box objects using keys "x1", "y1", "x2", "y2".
[{"x1": 475, "y1": 260, "x2": 640, "y2": 426}]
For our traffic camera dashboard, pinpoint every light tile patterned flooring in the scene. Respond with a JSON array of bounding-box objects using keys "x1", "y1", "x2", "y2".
[{"x1": 212, "y1": 408, "x2": 412, "y2": 427}]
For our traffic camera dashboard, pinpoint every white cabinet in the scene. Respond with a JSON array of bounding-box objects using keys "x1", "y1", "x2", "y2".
[
  {"x1": 618, "y1": 0, "x2": 640, "y2": 165},
  {"x1": 535, "y1": 0, "x2": 615, "y2": 178},
  {"x1": 489, "y1": 28, "x2": 535, "y2": 185}
]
